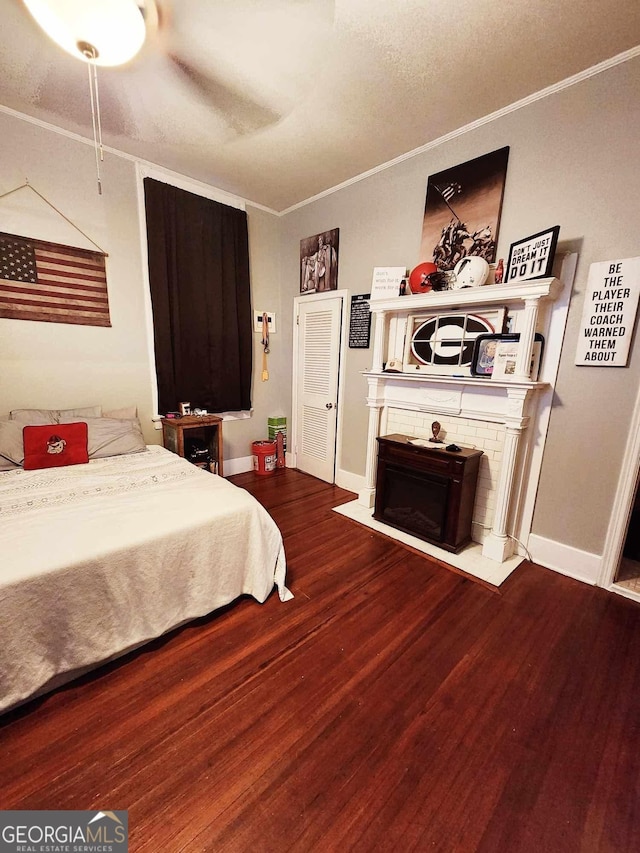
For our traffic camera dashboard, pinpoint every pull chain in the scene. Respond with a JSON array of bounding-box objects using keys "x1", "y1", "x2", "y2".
[{"x1": 80, "y1": 41, "x2": 103, "y2": 195}]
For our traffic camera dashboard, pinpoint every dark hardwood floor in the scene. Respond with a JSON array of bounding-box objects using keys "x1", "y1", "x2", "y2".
[{"x1": 1, "y1": 469, "x2": 639, "y2": 852}]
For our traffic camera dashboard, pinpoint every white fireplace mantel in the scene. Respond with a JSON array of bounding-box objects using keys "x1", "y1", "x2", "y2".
[{"x1": 360, "y1": 277, "x2": 565, "y2": 564}]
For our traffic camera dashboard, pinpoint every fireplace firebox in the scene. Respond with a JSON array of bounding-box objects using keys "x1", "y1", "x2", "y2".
[{"x1": 373, "y1": 434, "x2": 483, "y2": 553}]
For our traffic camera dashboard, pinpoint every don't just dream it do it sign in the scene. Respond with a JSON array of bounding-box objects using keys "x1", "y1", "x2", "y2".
[{"x1": 505, "y1": 226, "x2": 560, "y2": 284}]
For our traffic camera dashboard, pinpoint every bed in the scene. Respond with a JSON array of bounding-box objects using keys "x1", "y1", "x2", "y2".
[{"x1": 0, "y1": 436, "x2": 290, "y2": 715}]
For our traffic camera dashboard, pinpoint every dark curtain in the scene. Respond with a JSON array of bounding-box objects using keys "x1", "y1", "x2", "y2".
[{"x1": 144, "y1": 178, "x2": 252, "y2": 414}]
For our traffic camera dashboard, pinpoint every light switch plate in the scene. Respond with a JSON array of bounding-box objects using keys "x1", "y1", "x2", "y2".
[{"x1": 254, "y1": 311, "x2": 277, "y2": 333}]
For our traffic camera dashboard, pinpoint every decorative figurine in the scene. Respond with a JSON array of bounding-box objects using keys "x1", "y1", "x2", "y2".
[
  {"x1": 429, "y1": 421, "x2": 444, "y2": 443},
  {"x1": 494, "y1": 258, "x2": 505, "y2": 284}
]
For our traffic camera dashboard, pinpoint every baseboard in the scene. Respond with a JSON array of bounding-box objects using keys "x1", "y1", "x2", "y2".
[
  {"x1": 336, "y1": 468, "x2": 365, "y2": 494},
  {"x1": 528, "y1": 533, "x2": 601, "y2": 585},
  {"x1": 224, "y1": 455, "x2": 254, "y2": 476},
  {"x1": 225, "y1": 453, "x2": 291, "y2": 476}
]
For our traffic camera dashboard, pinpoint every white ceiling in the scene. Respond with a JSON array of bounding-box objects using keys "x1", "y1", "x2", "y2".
[{"x1": 1, "y1": 0, "x2": 639, "y2": 212}]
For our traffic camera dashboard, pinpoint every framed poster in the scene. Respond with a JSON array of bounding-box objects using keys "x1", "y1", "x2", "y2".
[
  {"x1": 575, "y1": 257, "x2": 640, "y2": 366},
  {"x1": 349, "y1": 293, "x2": 371, "y2": 348},
  {"x1": 419, "y1": 147, "x2": 509, "y2": 272},
  {"x1": 505, "y1": 226, "x2": 560, "y2": 283},
  {"x1": 300, "y1": 228, "x2": 339, "y2": 293}
]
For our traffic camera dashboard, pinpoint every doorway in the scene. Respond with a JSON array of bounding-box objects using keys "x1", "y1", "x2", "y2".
[
  {"x1": 599, "y1": 377, "x2": 640, "y2": 600},
  {"x1": 614, "y1": 476, "x2": 640, "y2": 593},
  {"x1": 291, "y1": 291, "x2": 347, "y2": 484}
]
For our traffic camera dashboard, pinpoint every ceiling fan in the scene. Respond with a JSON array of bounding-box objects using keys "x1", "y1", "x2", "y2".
[{"x1": 22, "y1": 0, "x2": 334, "y2": 137}]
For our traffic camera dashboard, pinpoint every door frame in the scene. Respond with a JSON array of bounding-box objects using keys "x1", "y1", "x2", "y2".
[
  {"x1": 598, "y1": 375, "x2": 640, "y2": 600},
  {"x1": 290, "y1": 289, "x2": 349, "y2": 482}
]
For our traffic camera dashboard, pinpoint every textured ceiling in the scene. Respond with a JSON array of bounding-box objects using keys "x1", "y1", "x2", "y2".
[{"x1": 1, "y1": 0, "x2": 639, "y2": 211}]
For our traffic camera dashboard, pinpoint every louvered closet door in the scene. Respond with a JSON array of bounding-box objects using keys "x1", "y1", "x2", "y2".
[{"x1": 295, "y1": 296, "x2": 342, "y2": 483}]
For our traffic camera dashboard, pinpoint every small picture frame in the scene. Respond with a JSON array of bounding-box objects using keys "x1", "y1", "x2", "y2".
[
  {"x1": 505, "y1": 226, "x2": 560, "y2": 284},
  {"x1": 300, "y1": 228, "x2": 340, "y2": 293},
  {"x1": 471, "y1": 333, "x2": 545, "y2": 380},
  {"x1": 178, "y1": 402, "x2": 191, "y2": 416}
]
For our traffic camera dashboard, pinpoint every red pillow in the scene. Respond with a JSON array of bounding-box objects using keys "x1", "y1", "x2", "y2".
[{"x1": 23, "y1": 422, "x2": 89, "y2": 470}]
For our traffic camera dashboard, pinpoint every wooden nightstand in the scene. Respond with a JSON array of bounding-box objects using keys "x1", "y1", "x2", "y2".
[{"x1": 161, "y1": 415, "x2": 224, "y2": 476}]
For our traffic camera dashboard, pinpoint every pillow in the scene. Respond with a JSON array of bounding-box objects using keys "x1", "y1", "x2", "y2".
[
  {"x1": 22, "y1": 423, "x2": 89, "y2": 471},
  {"x1": 10, "y1": 408, "x2": 57, "y2": 425},
  {"x1": 0, "y1": 456, "x2": 20, "y2": 472},
  {"x1": 103, "y1": 406, "x2": 138, "y2": 420},
  {"x1": 58, "y1": 416, "x2": 146, "y2": 459},
  {"x1": 0, "y1": 420, "x2": 26, "y2": 465},
  {"x1": 10, "y1": 406, "x2": 102, "y2": 424},
  {"x1": 59, "y1": 406, "x2": 102, "y2": 420}
]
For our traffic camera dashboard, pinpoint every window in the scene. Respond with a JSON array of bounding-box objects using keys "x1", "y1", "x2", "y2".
[{"x1": 144, "y1": 178, "x2": 252, "y2": 415}]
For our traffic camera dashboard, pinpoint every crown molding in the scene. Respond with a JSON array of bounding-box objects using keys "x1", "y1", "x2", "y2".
[
  {"x1": 279, "y1": 46, "x2": 640, "y2": 216},
  {"x1": 1, "y1": 45, "x2": 638, "y2": 217},
  {"x1": 0, "y1": 102, "x2": 276, "y2": 215}
]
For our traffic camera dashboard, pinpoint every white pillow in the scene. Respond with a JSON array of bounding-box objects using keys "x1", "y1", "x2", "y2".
[
  {"x1": 10, "y1": 409, "x2": 57, "y2": 425},
  {"x1": 58, "y1": 416, "x2": 146, "y2": 459},
  {"x1": 60, "y1": 406, "x2": 103, "y2": 420},
  {"x1": 0, "y1": 456, "x2": 19, "y2": 471},
  {"x1": 103, "y1": 406, "x2": 138, "y2": 420},
  {"x1": 10, "y1": 406, "x2": 102, "y2": 424},
  {"x1": 0, "y1": 421, "x2": 25, "y2": 465}
]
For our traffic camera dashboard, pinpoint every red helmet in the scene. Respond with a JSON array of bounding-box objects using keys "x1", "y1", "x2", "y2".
[{"x1": 409, "y1": 262, "x2": 438, "y2": 293}]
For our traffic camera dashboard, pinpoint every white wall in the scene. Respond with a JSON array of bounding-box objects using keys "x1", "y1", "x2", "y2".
[
  {"x1": 0, "y1": 114, "x2": 157, "y2": 439},
  {"x1": 0, "y1": 111, "x2": 286, "y2": 459},
  {"x1": 231, "y1": 203, "x2": 291, "y2": 463}
]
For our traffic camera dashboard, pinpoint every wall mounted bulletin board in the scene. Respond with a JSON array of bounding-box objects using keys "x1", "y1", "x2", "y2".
[
  {"x1": 349, "y1": 293, "x2": 371, "y2": 348},
  {"x1": 575, "y1": 256, "x2": 640, "y2": 366}
]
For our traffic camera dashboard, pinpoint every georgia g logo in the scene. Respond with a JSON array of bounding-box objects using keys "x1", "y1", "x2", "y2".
[{"x1": 410, "y1": 313, "x2": 496, "y2": 367}]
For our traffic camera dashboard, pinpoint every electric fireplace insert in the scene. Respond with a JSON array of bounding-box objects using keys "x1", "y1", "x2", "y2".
[{"x1": 373, "y1": 434, "x2": 483, "y2": 553}]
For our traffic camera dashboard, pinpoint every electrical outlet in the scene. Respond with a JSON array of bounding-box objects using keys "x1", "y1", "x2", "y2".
[{"x1": 254, "y1": 311, "x2": 277, "y2": 333}]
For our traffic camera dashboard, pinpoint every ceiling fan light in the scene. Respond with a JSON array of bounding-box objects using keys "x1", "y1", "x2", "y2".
[{"x1": 23, "y1": 0, "x2": 147, "y2": 66}]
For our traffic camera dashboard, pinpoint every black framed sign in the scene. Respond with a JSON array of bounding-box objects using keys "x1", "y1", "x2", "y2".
[
  {"x1": 349, "y1": 293, "x2": 371, "y2": 348},
  {"x1": 505, "y1": 225, "x2": 560, "y2": 284}
]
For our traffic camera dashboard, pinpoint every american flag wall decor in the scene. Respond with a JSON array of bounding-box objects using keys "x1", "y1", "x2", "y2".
[{"x1": 0, "y1": 231, "x2": 110, "y2": 327}]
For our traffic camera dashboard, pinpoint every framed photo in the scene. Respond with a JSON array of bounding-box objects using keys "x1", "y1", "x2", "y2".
[
  {"x1": 419, "y1": 147, "x2": 509, "y2": 272},
  {"x1": 505, "y1": 226, "x2": 560, "y2": 284},
  {"x1": 300, "y1": 228, "x2": 340, "y2": 293},
  {"x1": 402, "y1": 308, "x2": 507, "y2": 377},
  {"x1": 471, "y1": 333, "x2": 545, "y2": 380}
]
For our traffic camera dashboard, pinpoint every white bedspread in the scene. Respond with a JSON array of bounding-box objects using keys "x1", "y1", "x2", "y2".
[{"x1": 0, "y1": 445, "x2": 290, "y2": 713}]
